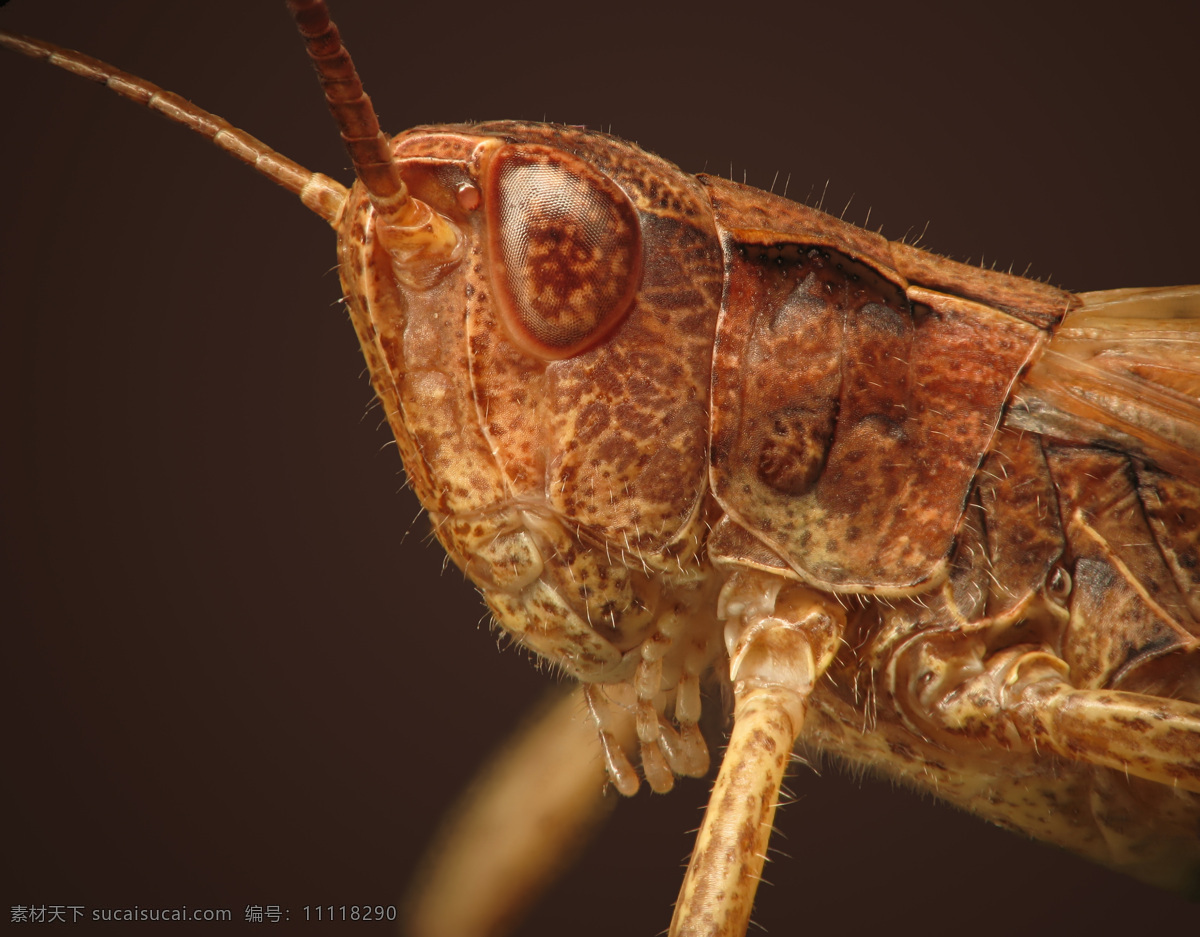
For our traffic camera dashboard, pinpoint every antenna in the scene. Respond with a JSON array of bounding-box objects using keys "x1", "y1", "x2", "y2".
[
  {"x1": 287, "y1": 0, "x2": 460, "y2": 278},
  {"x1": 0, "y1": 30, "x2": 347, "y2": 225}
]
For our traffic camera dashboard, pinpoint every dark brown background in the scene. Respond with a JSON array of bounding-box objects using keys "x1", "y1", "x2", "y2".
[{"x1": 2, "y1": 1, "x2": 1197, "y2": 933}]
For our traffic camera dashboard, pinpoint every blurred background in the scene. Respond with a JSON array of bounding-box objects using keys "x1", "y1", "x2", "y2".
[{"x1": 2, "y1": 1, "x2": 1197, "y2": 933}]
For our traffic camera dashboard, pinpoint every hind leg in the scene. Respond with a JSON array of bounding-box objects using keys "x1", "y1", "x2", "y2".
[{"x1": 404, "y1": 685, "x2": 628, "y2": 937}]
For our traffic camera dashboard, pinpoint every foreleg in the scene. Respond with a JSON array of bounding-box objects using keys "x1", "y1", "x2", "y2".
[{"x1": 669, "y1": 572, "x2": 845, "y2": 937}]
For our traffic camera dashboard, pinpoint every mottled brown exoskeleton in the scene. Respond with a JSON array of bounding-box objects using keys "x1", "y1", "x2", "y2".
[{"x1": 4, "y1": 2, "x2": 1198, "y2": 935}]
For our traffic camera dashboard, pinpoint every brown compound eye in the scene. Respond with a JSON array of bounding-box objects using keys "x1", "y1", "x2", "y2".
[{"x1": 485, "y1": 144, "x2": 642, "y2": 360}]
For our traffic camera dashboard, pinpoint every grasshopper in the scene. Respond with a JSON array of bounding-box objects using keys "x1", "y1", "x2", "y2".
[{"x1": 3, "y1": 2, "x2": 1198, "y2": 935}]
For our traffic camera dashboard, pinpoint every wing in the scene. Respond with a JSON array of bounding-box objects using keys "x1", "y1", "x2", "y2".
[
  {"x1": 1007, "y1": 285, "x2": 1200, "y2": 678},
  {"x1": 1007, "y1": 285, "x2": 1200, "y2": 486}
]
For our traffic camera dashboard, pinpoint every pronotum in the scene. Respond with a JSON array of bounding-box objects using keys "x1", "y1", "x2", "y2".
[{"x1": 3, "y1": 2, "x2": 1198, "y2": 934}]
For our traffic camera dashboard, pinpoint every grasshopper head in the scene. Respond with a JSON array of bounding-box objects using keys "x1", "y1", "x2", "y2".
[{"x1": 336, "y1": 122, "x2": 726, "y2": 686}]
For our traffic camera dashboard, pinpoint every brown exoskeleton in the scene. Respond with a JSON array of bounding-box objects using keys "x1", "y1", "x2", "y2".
[{"x1": 3, "y1": 2, "x2": 1198, "y2": 935}]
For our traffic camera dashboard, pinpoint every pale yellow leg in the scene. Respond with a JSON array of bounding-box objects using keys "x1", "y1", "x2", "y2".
[
  {"x1": 668, "y1": 685, "x2": 804, "y2": 937},
  {"x1": 669, "y1": 573, "x2": 845, "y2": 937},
  {"x1": 404, "y1": 685, "x2": 632, "y2": 937},
  {"x1": 1028, "y1": 685, "x2": 1200, "y2": 793},
  {"x1": 901, "y1": 642, "x2": 1200, "y2": 793}
]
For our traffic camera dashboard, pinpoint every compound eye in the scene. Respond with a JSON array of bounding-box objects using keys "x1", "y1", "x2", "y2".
[{"x1": 486, "y1": 144, "x2": 642, "y2": 359}]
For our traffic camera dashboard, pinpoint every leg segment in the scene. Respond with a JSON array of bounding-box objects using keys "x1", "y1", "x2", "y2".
[
  {"x1": 1023, "y1": 681, "x2": 1200, "y2": 792},
  {"x1": 669, "y1": 685, "x2": 802, "y2": 937},
  {"x1": 669, "y1": 572, "x2": 845, "y2": 937},
  {"x1": 405, "y1": 685, "x2": 628, "y2": 937},
  {"x1": 899, "y1": 641, "x2": 1200, "y2": 793}
]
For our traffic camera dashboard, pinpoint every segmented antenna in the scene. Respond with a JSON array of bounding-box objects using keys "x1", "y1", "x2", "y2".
[
  {"x1": 286, "y1": 0, "x2": 413, "y2": 223},
  {"x1": 3, "y1": 5, "x2": 459, "y2": 265},
  {"x1": 286, "y1": 0, "x2": 460, "y2": 272},
  {"x1": 0, "y1": 30, "x2": 348, "y2": 226}
]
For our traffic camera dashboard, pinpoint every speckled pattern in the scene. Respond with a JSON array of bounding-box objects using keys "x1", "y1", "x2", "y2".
[
  {"x1": 708, "y1": 233, "x2": 1044, "y2": 592},
  {"x1": 338, "y1": 125, "x2": 729, "y2": 783},
  {"x1": 487, "y1": 144, "x2": 642, "y2": 356},
  {"x1": 332, "y1": 120, "x2": 1200, "y2": 925}
]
